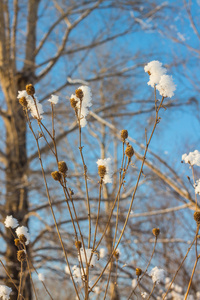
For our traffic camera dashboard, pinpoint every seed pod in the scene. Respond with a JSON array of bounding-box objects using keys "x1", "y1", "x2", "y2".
[
  {"x1": 194, "y1": 212, "x2": 200, "y2": 224},
  {"x1": 75, "y1": 89, "x2": 84, "y2": 100},
  {"x1": 17, "y1": 250, "x2": 26, "y2": 262},
  {"x1": 113, "y1": 250, "x2": 120, "y2": 260},
  {"x1": 26, "y1": 84, "x2": 35, "y2": 96},
  {"x1": 51, "y1": 171, "x2": 62, "y2": 181},
  {"x1": 135, "y1": 268, "x2": 142, "y2": 276},
  {"x1": 125, "y1": 145, "x2": 134, "y2": 158},
  {"x1": 14, "y1": 239, "x2": 20, "y2": 247},
  {"x1": 19, "y1": 234, "x2": 27, "y2": 244},
  {"x1": 19, "y1": 97, "x2": 28, "y2": 107},
  {"x1": 98, "y1": 165, "x2": 106, "y2": 179},
  {"x1": 121, "y1": 130, "x2": 128, "y2": 141},
  {"x1": 152, "y1": 228, "x2": 160, "y2": 237},
  {"x1": 70, "y1": 98, "x2": 78, "y2": 109},
  {"x1": 75, "y1": 240, "x2": 82, "y2": 250},
  {"x1": 58, "y1": 161, "x2": 68, "y2": 175}
]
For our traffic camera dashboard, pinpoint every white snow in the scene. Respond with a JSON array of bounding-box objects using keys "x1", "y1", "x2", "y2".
[
  {"x1": 0, "y1": 285, "x2": 12, "y2": 300},
  {"x1": 149, "y1": 266, "x2": 165, "y2": 284},
  {"x1": 4, "y1": 215, "x2": 18, "y2": 229},
  {"x1": 16, "y1": 226, "x2": 30, "y2": 245},
  {"x1": 182, "y1": 150, "x2": 200, "y2": 167},
  {"x1": 48, "y1": 94, "x2": 59, "y2": 105}
]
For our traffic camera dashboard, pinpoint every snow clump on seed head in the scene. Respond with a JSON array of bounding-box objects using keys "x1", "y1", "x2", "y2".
[
  {"x1": 182, "y1": 150, "x2": 200, "y2": 167},
  {"x1": 16, "y1": 226, "x2": 30, "y2": 245},
  {"x1": 149, "y1": 266, "x2": 165, "y2": 284},
  {"x1": 144, "y1": 61, "x2": 167, "y2": 87},
  {"x1": 156, "y1": 75, "x2": 176, "y2": 98},
  {"x1": 4, "y1": 215, "x2": 18, "y2": 229},
  {"x1": 0, "y1": 285, "x2": 12, "y2": 300},
  {"x1": 96, "y1": 158, "x2": 113, "y2": 184}
]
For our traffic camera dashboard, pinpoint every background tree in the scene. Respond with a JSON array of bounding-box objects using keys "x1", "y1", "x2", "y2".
[{"x1": 0, "y1": 0, "x2": 199, "y2": 300}]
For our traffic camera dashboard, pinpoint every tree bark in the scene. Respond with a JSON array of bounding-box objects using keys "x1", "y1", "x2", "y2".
[{"x1": 1, "y1": 72, "x2": 32, "y2": 300}]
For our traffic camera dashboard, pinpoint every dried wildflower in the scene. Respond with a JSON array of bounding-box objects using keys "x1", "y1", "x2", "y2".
[
  {"x1": 125, "y1": 145, "x2": 134, "y2": 158},
  {"x1": 75, "y1": 88, "x2": 84, "y2": 100},
  {"x1": 19, "y1": 97, "x2": 28, "y2": 108},
  {"x1": 19, "y1": 234, "x2": 27, "y2": 244},
  {"x1": 98, "y1": 165, "x2": 106, "y2": 179},
  {"x1": 70, "y1": 98, "x2": 78, "y2": 109},
  {"x1": 75, "y1": 240, "x2": 82, "y2": 250},
  {"x1": 51, "y1": 171, "x2": 62, "y2": 181},
  {"x1": 26, "y1": 84, "x2": 35, "y2": 96},
  {"x1": 17, "y1": 250, "x2": 26, "y2": 262},
  {"x1": 121, "y1": 129, "x2": 128, "y2": 141},
  {"x1": 113, "y1": 250, "x2": 120, "y2": 260},
  {"x1": 14, "y1": 239, "x2": 20, "y2": 247},
  {"x1": 96, "y1": 158, "x2": 113, "y2": 184},
  {"x1": 48, "y1": 94, "x2": 59, "y2": 105},
  {"x1": 194, "y1": 212, "x2": 200, "y2": 224},
  {"x1": 182, "y1": 150, "x2": 200, "y2": 167},
  {"x1": 16, "y1": 226, "x2": 30, "y2": 245},
  {"x1": 152, "y1": 228, "x2": 160, "y2": 237},
  {"x1": 70, "y1": 86, "x2": 92, "y2": 127},
  {"x1": 136, "y1": 268, "x2": 142, "y2": 276},
  {"x1": 58, "y1": 161, "x2": 68, "y2": 175}
]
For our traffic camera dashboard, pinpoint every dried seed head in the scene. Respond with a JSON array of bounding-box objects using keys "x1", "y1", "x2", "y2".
[
  {"x1": 26, "y1": 84, "x2": 35, "y2": 96},
  {"x1": 51, "y1": 171, "x2": 62, "y2": 181},
  {"x1": 17, "y1": 250, "x2": 26, "y2": 262},
  {"x1": 121, "y1": 130, "x2": 128, "y2": 141},
  {"x1": 147, "y1": 71, "x2": 151, "y2": 76},
  {"x1": 98, "y1": 165, "x2": 106, "y2": 179},
  {"x1": 125, "y1": 145, "x2": 134, "y2": 158},
  {"x1": 58, "y1": 161, "x2": 68, "y2": 175},
  {"x1": 19, "y1": 234, "x2": 27, "y2": 244},
  {"x1": 194, "y1": 212, "x2": 200, "y2": 224},
  {"x1": 75, "y1": 240, "x2": 82, "y2": 250},
  {"x1": 14, "y1": 239, "x2": 20, "y2": 247},
  {"x1": 135, "y1": 268, "x2": 142, "y2": 277},
  {"x1": 113, "y1": 250, "x2": 120, "y2": 260},
  {"x1": 70, "y1": 98, "x2": 78, "y2": 109},
  {"x1": 75, "y1": 88, "x2": 84, "y2": 100},
  {"x1": 19, "y1": 97, "x2": 28, "y2": 108},
  {"x1": 152, "y1": 228, "x2": 160, "y2": 237}
]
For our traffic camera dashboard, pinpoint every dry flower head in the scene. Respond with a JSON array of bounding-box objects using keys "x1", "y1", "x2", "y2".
[
  {"x1": 194, "y1": 212, "x2": 200, "y2": 224},
  {"x1": 26, "y1": 84, "x2": 35, "y2": 96},
  {"x1": 58, "y1": 161, "x2": 68, "y2": 175},
  {"x1": 75, "y1": 240, "x2": 82, "y2": 250},
  {"x1": 75, "y1": 88, "x2": 84, "y2": 100},
  {"x1": 98, "y1": 165, "x2": 106, "y2": 179},
  {"x1": 14, "y1": 239, "x2": 20, "y2": 247},
  {"x1": 19, "y1": 234, "x2": 27, "y2": 244},
  {"x1": 17, "y1": 250, "x2": 26, "y2": 262},
  {"x1": 51, "y1": 171, "x2": 62, "y2": 181},
  {"x1": 136, "y1": 268, "x2": 142, "y2": 276},
  {"x1": 121, "y1": 129, "x2": 128, "y2": 141},
  {"x1": 152, "y1": 228, "x2": 160, "y2": 237},
  {"x1": 125, "y1": 145, "x2": 134, "y2": 158},
  {"x1": 19, "y1": 97, "x2": 28, "y2": 107}
]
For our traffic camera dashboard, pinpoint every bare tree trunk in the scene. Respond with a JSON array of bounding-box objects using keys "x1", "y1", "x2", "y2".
[{"x1": 1, "y1": 72, "x2": 31, "y2": 300}]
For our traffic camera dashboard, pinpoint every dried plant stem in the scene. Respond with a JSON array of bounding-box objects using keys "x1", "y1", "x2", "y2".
[
  {"x1": 103, "y1": 260, "x2": 113, "y2": 300},
  {"x1": 77, "y1": 102, "x2": 91, "y2": 249},
  {"x1": 17, "y1": 262, "x2": 23, "y2": 300},
  {"x1": 191, "y1": 165, "x2": 198, "y2": 210},
  {"x1": 0, "y1": 259, "x2": 25, "y2": 299},
  {"x1": 94, "y1": 160, "x2": 130, "y2": 252},
  {"x1": 184, "y1": 225, "x2": 199, "y2": 300},
  {"x1": 90, "y1": 97, "x2": 165, "y2": 291},
  {"x1": 26, "y1": 257, "x2": 38, "y2": 300},
  {"x1": 92, "y1": 179, "x2": 103, "y2": 252},
  {"x1": 147, "y1": 282, "x2": 156, "y2": 300},
  {"x1": 162, "y1": 233, "x2": 197, "y2": 300},
  {"x1": 25, "y1": 111, "x2": 80, "y2": 300},
  {"x1": 128, "y1": 237, "x2": 157, "y2": 299}
]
